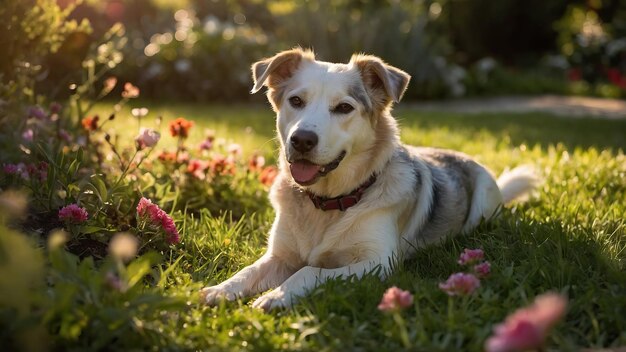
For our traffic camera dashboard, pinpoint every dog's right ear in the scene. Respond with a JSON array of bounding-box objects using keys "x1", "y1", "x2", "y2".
[{"x1": 250, "y1": 49, "x2": 312, "y2": 94}]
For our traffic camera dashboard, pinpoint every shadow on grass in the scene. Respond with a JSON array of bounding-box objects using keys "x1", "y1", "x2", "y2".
[
  {"x1": 293, "y1": 209, "x2": 626, "y2": 350},
  {"x1": 397, "y1": 110, "x2": 626, "y2": 151}
]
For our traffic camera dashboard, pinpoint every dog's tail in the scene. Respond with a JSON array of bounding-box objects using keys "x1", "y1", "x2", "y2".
[{"x1": 496, "y1": 165, "x2": 540, "y2": 204}]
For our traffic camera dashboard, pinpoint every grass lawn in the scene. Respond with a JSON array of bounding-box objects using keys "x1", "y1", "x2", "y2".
[{"x1": 37, "y1": 103, "x2": 626, "y2": 349}]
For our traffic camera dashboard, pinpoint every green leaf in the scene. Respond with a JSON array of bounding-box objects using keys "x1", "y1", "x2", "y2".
[
  {"x1": 79, "y1": 225, "x2": 108, "y2": 235},
  {"x1": 125, "y1": 252, "x2": 161, "y2": 288},
  {"x1": 90, "y1": 174, "x2": 108, "y2": 202},
  {"x1": 157, "y1": 255, "x2": 183, "y2": 288}
]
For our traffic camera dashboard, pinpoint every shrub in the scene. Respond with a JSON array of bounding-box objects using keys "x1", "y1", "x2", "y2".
[
  {"x1": 0, "y1": 0, "x2": 91, "y2": 103},
  {"x1": 272, "y1": 0, "x2": 459, "y2": 99},
  {"x1": 116, "y1": 9, "x2": 273, "y2": 102},
  {"x1": 0, "y1": 20, "x2": 276, "y2": 257},
  {"x1": 555, "y1": 4, "x2": 626, "y2": 97}
]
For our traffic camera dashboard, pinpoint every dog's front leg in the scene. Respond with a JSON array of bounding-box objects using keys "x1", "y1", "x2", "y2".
[
  {"x1": 252, "y1": 212, "x2": 399, "y2": 311},
  {"x1": 251, "y1": 256, "x2": 393, "y2": 311},
  {"x1": 201, "y1": 253, "x2": 295, "y2": 305},
  {"x1": 252, "y1": 213, "x2": 399, "y2": 311}
]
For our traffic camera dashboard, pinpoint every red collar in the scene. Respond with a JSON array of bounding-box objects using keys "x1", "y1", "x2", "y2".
[{"x1": 306, "y1": 174, "x2": 377, "y2": 211}]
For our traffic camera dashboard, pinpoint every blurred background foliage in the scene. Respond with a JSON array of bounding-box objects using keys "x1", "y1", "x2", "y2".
[{"x1": 2, "y1": 0, "x2": 626, "y2": 102}]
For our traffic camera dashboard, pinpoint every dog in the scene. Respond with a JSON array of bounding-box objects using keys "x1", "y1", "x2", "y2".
[{"x1": 200, "y1": 49, "x2": 537, "y2": 311}]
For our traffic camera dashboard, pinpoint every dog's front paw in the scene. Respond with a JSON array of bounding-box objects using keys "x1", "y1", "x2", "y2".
[
  {"x1": 252, "y1": 289, "x2": 295, "y2": 311},
  {"x1": 200, "y1": 284, "x2": 241, "y2": 306}
]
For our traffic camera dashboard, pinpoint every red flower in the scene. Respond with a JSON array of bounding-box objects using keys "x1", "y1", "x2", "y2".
[
  {"x1": 81, "y1": 115, "x2": 100, "y2": 131},
  {"x1": 187, "y1": 159, "x2": 210, "y2": 179},
  {"x1": 567, "y1": 68, "x2": 582, "y2": 81},
  {"x1": 607, "y1": 68, "x2": 626, "y2": 89},
  {"x1": 259, "y1": 166, "x2": 278, "y2": 186},
  {"x1": 169, "y1": 117, "x2": 194, "y2": 138},
  {"x1": 158, "y1": 151, "x2": 177, "y2": 163},
  {"x1": 248, "y1": 153, "x2": 266, "y2": 172},
  {"x1": 209, "y1": 155, "x2": 235, "y2": 176},
  {"x1": 58, "y1": 204, "x2": 89, "y2": 223}
]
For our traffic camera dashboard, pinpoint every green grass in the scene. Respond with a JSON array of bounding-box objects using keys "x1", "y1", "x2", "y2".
[
  {"x1": 73, "y1": 103, "x2": 626, "y2": 349},
  {"x1": 93, "y1": 102, "x2": 279, "y2": 160}
]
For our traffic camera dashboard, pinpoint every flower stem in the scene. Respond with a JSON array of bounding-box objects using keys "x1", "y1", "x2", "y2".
[
  {"x1": 447, "y1": 296, "x2": 454, "y2": 326},
  {"x1": 392, "y1": 312, "x2": 411, "y2": 349},
  {"x1": 112, "y1": 149, "x2": 139, "y2": 190}
]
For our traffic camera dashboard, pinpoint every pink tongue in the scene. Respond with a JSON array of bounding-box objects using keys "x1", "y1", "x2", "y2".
[{"x1": 290, "y1": 161, "x2": 321, "y2": 183}]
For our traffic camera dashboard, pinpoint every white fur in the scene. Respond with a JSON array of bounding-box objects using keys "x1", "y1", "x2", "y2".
[{"x1": 497, "y1": 165, "x2": 540, "y2": 204}]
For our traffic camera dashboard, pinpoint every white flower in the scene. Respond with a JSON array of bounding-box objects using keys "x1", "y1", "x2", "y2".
[
  {"x1": 131, "y1": 107, "x2": 149, "y2": 118},
  {"x1": 109, "y1": 233, "x2": 138, "y2": 262}
]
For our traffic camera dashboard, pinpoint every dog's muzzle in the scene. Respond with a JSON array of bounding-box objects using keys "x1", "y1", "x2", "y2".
[{"x1": 289, "y1": 151, "x2": 346, "y2": 186}]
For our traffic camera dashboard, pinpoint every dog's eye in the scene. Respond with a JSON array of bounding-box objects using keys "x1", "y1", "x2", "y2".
[
  {"x1": 289, "y1": 96, "x2": 304, "y2": 109},
  {"x1": 333, "y1": 103, "x2": 354, "y2": 114}
]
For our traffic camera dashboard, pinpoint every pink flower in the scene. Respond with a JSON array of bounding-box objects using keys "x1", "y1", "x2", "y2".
[
  {"x1": 160, "y1": 215, "x2": 180, "y2": 244},
  {"x1": 474, "y1": 261, "x2": 491, "y2": 278},
  {"x1": 122, "y1": 82, "x2": 140, "y2": 98},
  {"x1": 439, "y1": 272, "x2": 480, "y2": 296},
  {"x1": 14, "y1": 163, "x2": 30, "y2": 180},
  {"x1": 135, "y1": 128, "x2": 161, "y2": 150},
  {"x1": 485, "y1": 293, "x2": 567, "y2": 352},
  {"x1": 137, "y1": 197, "x2": 158, "y2": 219},
  {"x1": 58, "y1": 129, "x2": 72, "y2": 142},
  {"x1": 199, "y1": 130, "x2": 215, "y2": 151},
  {"x1": 199, "y1": 139, "x2": 213, "y2": 151},
  {"x1": 27, "y1": 106, "x2": 47, "y2": 120},
  {"x1": 458, "y1": 248, "x2": 485, "y2": 265},
  {"x1": 103, "y1": 77, "x2": 118, "y2": 93},
  {"x1": 136, "y1": 197, "x2": 180, "y2": 244},
  {"x1": 227, "y1": 143, "x2": 242, "y2": 156},
  {"x1": 105, "y1": 271, "x2": 127, "y2": 292},
  {"x1": 3, "y1": 162, "x2": 46, "y2": 181},
  {"x1": 49, "y1": 102, "x2": 62, "y2": 114},
  {"x1": 377, "y1": 286, "x2": 414, "y2": 312},
  {"x1": 58, "y1": 204, "x2": 89, "y2": 223},
  {"x1": 3, "y1": 164, "x2": 19, "y2": 175},
  {"x1": 35, "y1": 161, "x2": 48, "y2": 182},
  {"x1": 22, "y1": 129, "x2": 34, "y2": 142}
]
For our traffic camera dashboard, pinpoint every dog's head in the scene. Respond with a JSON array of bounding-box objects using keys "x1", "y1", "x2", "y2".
[{"x1": 251, "y1": 49, "x2": 410, "y2": 193}]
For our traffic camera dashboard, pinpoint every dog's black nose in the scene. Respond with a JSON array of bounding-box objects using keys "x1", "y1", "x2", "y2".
[{"x1": 290, "y1": 130, "x2": 318, "y2": 153}]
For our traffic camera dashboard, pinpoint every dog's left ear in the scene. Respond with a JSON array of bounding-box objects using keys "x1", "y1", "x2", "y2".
[
  {"x1": 350, "y1": 54, "x2": 411, "y2": 103},
  {"x1": 251, "y1": 48, "x2": 313, "y2": 94}
]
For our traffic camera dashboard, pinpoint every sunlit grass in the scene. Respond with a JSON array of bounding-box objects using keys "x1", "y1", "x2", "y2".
[{"x1": 92, "y1": 101, "x2": 279, "y2": 161}]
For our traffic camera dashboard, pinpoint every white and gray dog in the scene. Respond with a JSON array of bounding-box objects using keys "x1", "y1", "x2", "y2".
[{"x1": 201, "y1": 49, "x2": 537, "y2": 311}]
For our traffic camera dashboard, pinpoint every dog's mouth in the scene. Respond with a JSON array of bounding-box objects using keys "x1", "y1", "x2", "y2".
[{"x1": 289, "y1": 151, "x2": 346, "y2": 186}]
